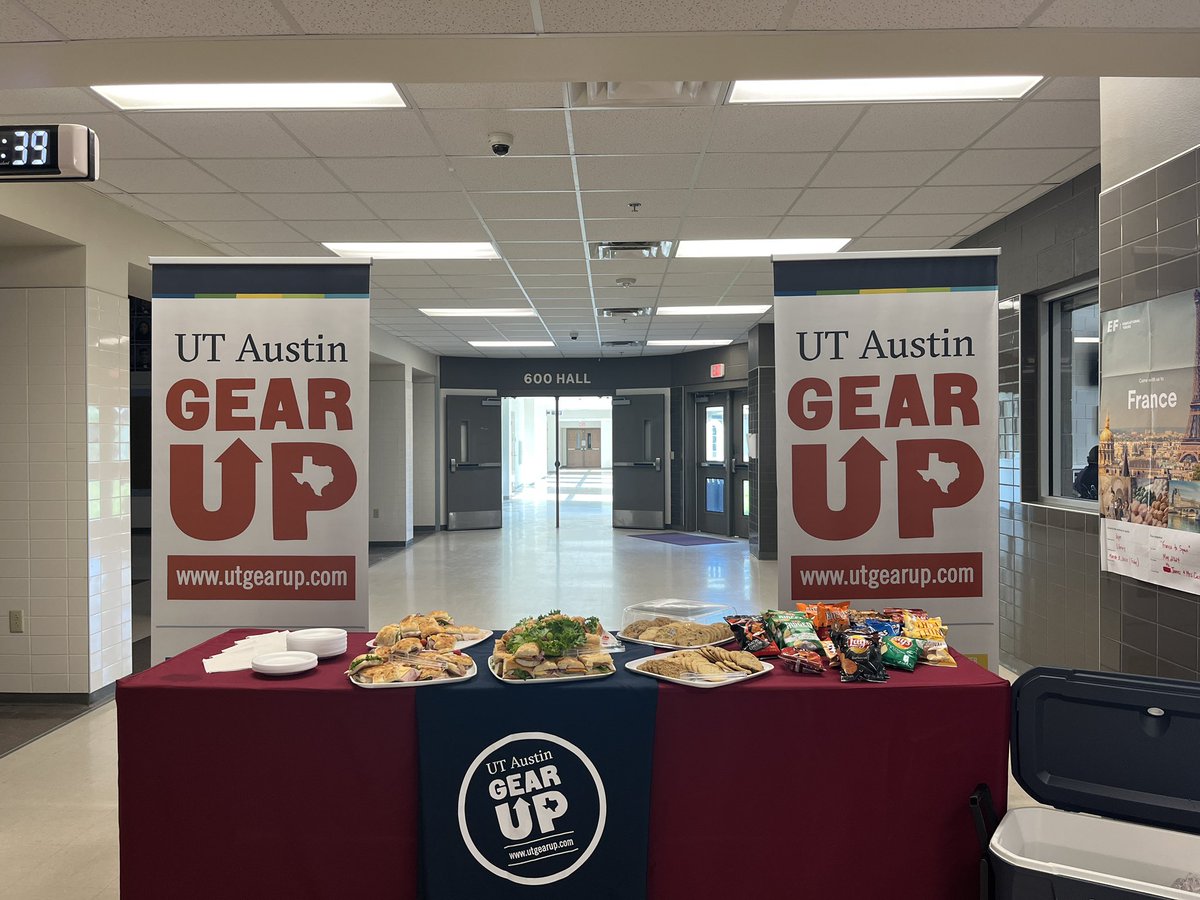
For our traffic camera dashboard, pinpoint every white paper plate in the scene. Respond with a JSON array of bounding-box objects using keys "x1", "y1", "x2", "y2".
[
  {"x1": 348, "y1": 659, "x2": 478, "y2": 688},
  {"x1": 616, "y1": 629, "x2": 735, "y2": 651},
  {"x1": 366, "y1": 629, "x2": 491, "y2": 652},
  {"x1": 487, "y1": 656, "x2": 616, "y2": 684},
  {"x1": 624, "y1": 651, "x2": 772, "y2": 689},
  {"x1": 251, "y1": 651, "x2": 318, "y2": 676}
]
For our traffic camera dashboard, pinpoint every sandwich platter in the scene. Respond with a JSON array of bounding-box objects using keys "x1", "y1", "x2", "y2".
[
  {"x1": 349, "y1": 660, "x2": 478, "y2": 689},
  {"x1": 487, "y1": 656, "x2": 616, "y2": 684},
  {"x1": 366, "y1": 630, "x2": 492, "y2": 652},
  {"x1": 625, "y1": 647, "x2": 773, "y2": 689}
]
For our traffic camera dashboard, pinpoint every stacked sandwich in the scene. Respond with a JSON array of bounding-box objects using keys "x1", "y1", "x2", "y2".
[
  {"x1": 491, "y1": 610, "x2": 615, "y2": 681},
  {"x1": 374, "y1": 609, "x2": 489, "y2": 652},
  {"x1": 347, "y1": 640, "x2": 475, "y2": 685}
]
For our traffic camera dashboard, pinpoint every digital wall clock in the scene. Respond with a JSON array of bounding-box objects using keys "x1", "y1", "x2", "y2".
[{"x1": 0, "y1": 123, "x2": 98, "y2": 181}]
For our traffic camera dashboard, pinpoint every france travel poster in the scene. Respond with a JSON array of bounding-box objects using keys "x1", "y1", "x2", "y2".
[{"x1": 1100, "y1": 288, "x2": 1200, "y2": 593}]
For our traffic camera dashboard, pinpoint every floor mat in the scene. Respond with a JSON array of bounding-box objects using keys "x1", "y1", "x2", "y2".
[
  {"x1": 629, "y1": 532, "x2": 735, "y2": 546},
  {"x1": 0, "y1": 702, "x2": 95, "y2": 758}
]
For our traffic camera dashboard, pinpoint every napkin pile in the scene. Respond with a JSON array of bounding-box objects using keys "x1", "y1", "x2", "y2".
[{"x1": 202, "y1": 632, "x2": 289, "y2": 673}]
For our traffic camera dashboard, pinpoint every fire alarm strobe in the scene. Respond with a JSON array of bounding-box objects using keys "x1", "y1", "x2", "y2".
[{"x1": 0, "y1": 123, "x2": 99, "y2": 182}]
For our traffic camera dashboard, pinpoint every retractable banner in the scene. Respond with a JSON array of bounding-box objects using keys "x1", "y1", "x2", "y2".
[
  {"x1": 1100, "y1": 288, "x2": 1200, "y2": 594},
  {"x1": 150, "y1": 259, "x2": 370, "y2": 633},
  {"x1": 773, "y1": 251, "x2": 999, "y2": 668}
]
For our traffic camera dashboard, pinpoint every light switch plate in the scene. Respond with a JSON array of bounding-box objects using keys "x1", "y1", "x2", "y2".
[{"x1": 8, "y1": 609, "x2": 23, "y2": 633}]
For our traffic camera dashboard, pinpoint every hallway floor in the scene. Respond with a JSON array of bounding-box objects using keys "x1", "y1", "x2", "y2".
[{"x1": 0, "y1": 517, "x2": 1035, "y2": 897}]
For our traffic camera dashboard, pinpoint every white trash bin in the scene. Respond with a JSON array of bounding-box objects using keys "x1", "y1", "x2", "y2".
[{"x1": 986, "y1": 668, "x2": 1200, "y2": 900}]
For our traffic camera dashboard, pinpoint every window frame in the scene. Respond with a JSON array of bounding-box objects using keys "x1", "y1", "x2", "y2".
[{"x1": 1038, "y1": 278, "x2": 1100, "y2": 511}]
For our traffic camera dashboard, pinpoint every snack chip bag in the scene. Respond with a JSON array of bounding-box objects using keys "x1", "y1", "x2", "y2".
[
  {"x1": 903, "y1": 613, "x2": 946, "y2": 641},
  {"x1": 764, "y1": 609, "x2": 821, "y2": 651},
  {"x1": 849, "y1": 609, "x2": 881, "y2": 625},
  {"x1": 779, "y1": 646, "x2": 824, "y2": 675},
  {"x1": 880, "y1": 635, "x2": 919, "y2": 671},
  {"x1": 864, "y1": 618, "x2": 901, "y2": 637},
  {"x1": 819, "y1": 638, "x2": 840, "y2": 668},
  {"x1": 836, "y1": 630, "x2": 888, "y2": 683},
  {"x1": 725, "y1": 614, "x2": 780, "y2": 658},
  {"x1": 915, "y1": 639, "x2": 958, "y2": 667}
]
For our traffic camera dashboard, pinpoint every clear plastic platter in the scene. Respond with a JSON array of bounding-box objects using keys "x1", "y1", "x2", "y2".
[{"x1": 615, "y1": 630, "x2": 734, "y2": 651}]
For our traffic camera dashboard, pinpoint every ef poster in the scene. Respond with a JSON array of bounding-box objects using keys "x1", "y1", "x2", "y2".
[{"x1": 1100, "y1": 288, "x2": 1200, "y2": 594}]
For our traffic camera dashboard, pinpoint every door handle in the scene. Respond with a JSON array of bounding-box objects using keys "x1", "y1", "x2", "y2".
[
  {"x1": 450, "y1": 457, "x2": 457, "y2": 473},
  {"x1": 655, "y1": 457, "x2": 662, "y2": 472}
]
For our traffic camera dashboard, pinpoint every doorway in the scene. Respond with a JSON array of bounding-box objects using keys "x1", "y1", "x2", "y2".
[{"x1": 694, "y1": 389, "x2": 750, "y2": 538}]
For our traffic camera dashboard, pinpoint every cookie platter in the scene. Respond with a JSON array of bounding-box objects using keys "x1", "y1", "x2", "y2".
[{"x1": 625, "y1": 646, "x2": 772, "y2": 689}]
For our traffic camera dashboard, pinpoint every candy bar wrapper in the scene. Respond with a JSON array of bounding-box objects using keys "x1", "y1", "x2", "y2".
[{"x1": 915, "y1": 639, "x2": 957, "y2": 667}]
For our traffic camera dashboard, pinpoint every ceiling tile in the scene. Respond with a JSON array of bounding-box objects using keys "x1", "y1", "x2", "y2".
[
  {"x1": 696, "y1": 153, "x2": 826, "y2": 189},
  {"x1": 773, "y1": 215, "x2": 879, "y2": 237},
  {"x1": 1031, "y1": 77, "x2": 1100, "y2": 101},
  {"x1": 893, "y1": 184, "x2": 1033, "y2": 215},
  {"x1": 196, "y1": 220, "x2": 307, "y2": 243},
  {"x1": 9, "y1": 113, "x2": 177, "y2": 158},
  {"x1": 405, "y1": 82, "x2": 565, "y2": 109},
  {"x1": 102, "y1": 159, "x2": 232, "y2": 193},
  {"x1": 128, "y1": 112, "x2": 308, "y2": 157},
  {"x1": 451, "y1": 157, "x2": 575, "y2": 191},
  {"x1": 679, "y1": 217, "x2": 781, "y2": 239},
  {"x1": 576, "y1": 155, "x2": 698, "y2": 191},
  {"x1": 956, "y1": 212, "x2": 1004, "y2": 235},
  {"x1": 998, "y1": 184, "x2": 1057, "y2": 212},
  {"x1": 163, "y1": 222, "x2": 217, "y2": 243},
  {"x1": 842, "y1": 102, "x2": 1016, "y2": 151},
  {"x1": 570, "y1": 107, "x2": 714, "y2": 155},
  {"x1": 786, "y1": 0, "x2": 1043, "y2": 29},
  {"x1": 1032, "y1": 0, "x2": 1200, "y2": 27},
  {"x1": 974, "y1": 100, "x2": 1099, "y2": 149},
  {"x1": 0, "y1": 0, "x2": 60, "y2": 40},
  {"x1": 1049, "y1": 149, "x2": 1100, "y2": 183},
  {"x1": 929, "y1": 149, "x2": 1091, "y2": 185},
  {"x1": 273, "y1": 110, "x2": 438, "y2": 157},
  {"x1": 791, "y1": 186, "x2": 913, "y2": 215},
  {"x1": 291, "y1": 220, "x2": 397, "y2": 242},
  {"x1": 385, "y1": 220, "x2": 489, "y2": 241},
  {"x1": 540, "y1": 0, "x2": 789, "y2": 31},
  {"x1": 426, "y1": 259, "x2": 512, "y2": 276},
  {"x1": 371, "y1": 260, "x2": 436, "y2": 276},
  {"x1": 105, "y1": 193, "x2": 171, "y2": 219},
  {"x1": 866, "y1": 213, "x2": 983, "y2": 237},
  {"x1": 228, "y1": 241, "x2": 333, "y2": 256},
  {"x1": 386, "y1": 288, "x2": 459, "y2": 300},
  {"x1": 373, "y1": 275, "x2": 449, "y2": 288},
  {"x1": 580, "y1": 190, "x2": 688, "y2": 218},
  {"x1": 508, "y1": 262, "x2": 588, "y2": 276},
  {"x1": 708, "y1": 105, "x2": 863, "y2": 152},
  {"x1": 686, "y1": 188, "x2": 801, "y2": 217},
  {"x1": 470, "y1": 191, "x2": 579, "y2": 218},
  {"x1": 34, "y1": 0, "x2": 291, "y2": 37},
  {"x1": 135, "y1": 192, "x2": 271, "y2": 220},
  {"x1": 585, "y1": 218, "x2": 680, "y2": 240},
  {"x1": 323, "y1": 157, "x2": 457, "y2": 192},
  {"x1": 197, "y1": 158, "x2": 346, "y2": 192},
  {"x1": 666, "y1": 258, "x2": 750, "y2": 272},
  {"x1": 423, "y1": 109, "x2": 568, "y2": 156},
  {"x1": 500, "y1": 242, "x2": 585, "y2": 260},
  {"x1": 356, "y1": 191, "x2": 474, "y2": 219},
  {"x1": 812, "y1": 151, "x2": 956, "y2": 187},
  {"x1": 486, "y1": 219, "x2": 582, "y2": 241},
  {"x1": 846, "y1": 237, "x2": 949, "y2": 251},
  {"x1": 663, "y1": 272, "x2": 736, "y2": 287},
  {"x1": 590, "y1": 258, "x2": 669, "y2": 275},
  {"x1": 281, "y1": 0, "x2": 534, "y2": 33},
  {"x1": 247, "y1": 193, "x2": 375, "y2": 220},
  {"x1": 0, "y1": 87, "x2": 108, "y2": 113}
]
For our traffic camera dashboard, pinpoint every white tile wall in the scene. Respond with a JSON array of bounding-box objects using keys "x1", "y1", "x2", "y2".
[{"x1": 0, "y1": 285, "x2": 130, "y2": 695}]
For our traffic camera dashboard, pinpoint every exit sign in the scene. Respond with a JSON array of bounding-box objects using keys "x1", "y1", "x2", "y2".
[{"x1": 710, "y1": 363, "x2": 725, "y2": 379}]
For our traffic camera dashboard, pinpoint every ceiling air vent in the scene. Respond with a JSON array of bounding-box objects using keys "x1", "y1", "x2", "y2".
[
  {"x1": 601, "y1": 339, "x2": 644, "y2": 348},
  {"x1": 599, "y1": 307, "x2": 651, "y2": 318},
  {"x1": 590, "y1": 240, "x2": 673, "y2": 260},
  {"x1": 569, "y1": 82, "x2": 726, "y2": 108}
]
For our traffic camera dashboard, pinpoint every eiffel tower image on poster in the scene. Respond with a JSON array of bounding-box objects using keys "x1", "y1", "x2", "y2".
[{"x1": 1179, "y1": 289, "x2": 1200, "y2": 466}]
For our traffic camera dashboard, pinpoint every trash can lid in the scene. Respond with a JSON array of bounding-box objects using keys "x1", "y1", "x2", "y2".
[{"x1": 1012, "y1": 667, "x2": 1200, "y2": 834}]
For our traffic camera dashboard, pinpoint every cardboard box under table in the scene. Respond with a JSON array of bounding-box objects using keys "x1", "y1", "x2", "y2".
[{"x1": 117, "y1": 629, "x2": 1010, "y2": 900}]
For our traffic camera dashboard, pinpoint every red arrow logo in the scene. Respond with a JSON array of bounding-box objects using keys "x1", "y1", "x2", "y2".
[
  {"x1": 170, "y1": 440, "x2": 262, "y2": 540},
  {"x1": 792, "y1": 437, "x2": 886, "y2": 540}
]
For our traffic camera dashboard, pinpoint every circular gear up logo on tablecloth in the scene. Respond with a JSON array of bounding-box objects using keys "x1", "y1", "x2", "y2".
[{"x1": 458, "y1": 732, "x2": 607, "y2": 885}]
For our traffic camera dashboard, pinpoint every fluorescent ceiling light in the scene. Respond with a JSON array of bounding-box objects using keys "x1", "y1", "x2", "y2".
[
  {"x1": 729, "y1": 76, "x2": 1042, "y2": 104},
  {"x1": 325, "y1": 242, "x2": 499, "y2": 260},
  {"x1": 421, "y1": 308, "x2": 536, "y2": 317},
  {"x1": 647, "y1": 339, "x2": 733, "y2": 347},
  {"x1": 656, "y1": 305, "x2": 770, "y2": 316},
  {"x1": 1073, "y1": 336, "x2": 1101, "y2": 344},
  {"x1": 92, "y1": 83, "x2": 406, "y2": 111},
  {"x1": 469, "y1": 341, "x2": 555, "y2": 348},
  {"x1": 676, "y1": 238, "x2": 849, "y2": 258}
]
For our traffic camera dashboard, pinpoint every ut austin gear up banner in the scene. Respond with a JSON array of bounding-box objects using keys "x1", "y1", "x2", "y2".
[
  {"x1": 773, "y1": 251, "x2": 999, "y2": 668},
  {"x1": 1100, "y1": 288, "x2": 1200, "y2": 594},
  {"x1": 151, "y1": 259, "x2": 370, "y2": 632}
]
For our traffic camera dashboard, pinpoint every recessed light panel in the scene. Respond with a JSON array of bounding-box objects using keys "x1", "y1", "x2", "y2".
[
  {"x1": 728, "y1": 76, "x2": 1042, "y2": 104},
  {"x1": 420, "y1": 308, "x2": 536, "y2": 317},
  {"x1": 656, "y1": 305, "x2": 770, "y2": 316},
  {"x1": 675, "y1": 238, "x2": 849, "y2": 258},
  {"x1": 325, "y1": 242, "x2": 499, "y2": 260},
  {"x1": 469, "y1": 341, "x2": 555, "y2": 348},
  {"x1": 92, "y1": 83, "x2": 406, "y2": 111},
  {"x1": 646, "y1": 339, "x2": 733, "y2": 347}
]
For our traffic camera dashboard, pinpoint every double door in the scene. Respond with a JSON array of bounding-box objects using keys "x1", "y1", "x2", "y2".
[
  {"x1": 695, "y1": 389, "x2": 749, "y2": 538},
  {"x1": 564, "y1": 427, "x2": 601, "y2": 468}
]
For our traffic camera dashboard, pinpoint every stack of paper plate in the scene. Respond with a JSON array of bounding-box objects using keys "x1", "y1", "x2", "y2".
[
  {"x1": 251, "y1": 651, "x2": 318, "y2": 676},
  {"x1": 286, "y1": 628, "x2": 348, "y2": 659}
]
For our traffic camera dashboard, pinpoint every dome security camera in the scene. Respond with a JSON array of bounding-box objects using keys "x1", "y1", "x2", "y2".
[
  {"x1": 488, "y1": 132, "x2": 514, "y2": 157},
  {"x1": 570, "y1": 331, "x2": 579, "y2": 340}
]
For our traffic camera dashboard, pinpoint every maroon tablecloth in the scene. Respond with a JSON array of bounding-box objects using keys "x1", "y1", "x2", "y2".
[{"x1": 117, "y1": 630, "x2": 1008, "y2": 900}]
